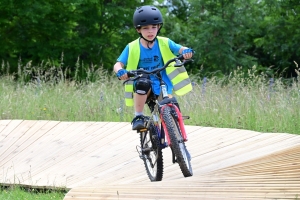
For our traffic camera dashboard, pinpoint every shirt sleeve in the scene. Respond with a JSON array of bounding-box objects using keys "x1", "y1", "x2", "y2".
[
  {"x1": 117, "y1": 45, "x2": 129, "y2": 67},
  {"x1": 168, "y1": 39, "x2": 182, "y2": 55}
]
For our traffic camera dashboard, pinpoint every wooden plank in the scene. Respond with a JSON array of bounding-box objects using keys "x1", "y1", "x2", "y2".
[
  {"x1": 43, "y1": 122, "x2": 140, "y2": 187},
  {"x1": 162, "y1": 134, "x2": 300, "y2": 181},
  {"x1": 210, "y1": 145, "x2": 300, "y2": 177},
  {"x1": 5, "y1": 121, "x2": 97, "y2": 185},
  {"x1": 0, "y1": 120, "x2": 49, "y2": 165},
  {"x1": 64, "y1": 184, "x2": 300, "y2": 200},
  {"x1": 6, "y1": 122, "x2": 133, "y2": 187},
  {"x1": 191, "y1": 134, "x2": 299, "y2": 168},
  {"x1": 62, "y1": 126, "x2": 299, "y2": 197},
  {"x1": 5, "y1": 121, "x2": 75, "y2": 168},
  {"x1": 0, "y1": 120, "x2": 80, "y2": 184},
  {"x1": 1, "y1": 120, "x2": 300, "y2": 200},
  {"x1": 0, "y1": 120, "x2": 12, "y2": 133},
  {"x1": 0, "y1": 120, "x2": 23, "y2": 142},
  {"x1": 0, "y1": 120, "x2": 39, "y2": 165}
]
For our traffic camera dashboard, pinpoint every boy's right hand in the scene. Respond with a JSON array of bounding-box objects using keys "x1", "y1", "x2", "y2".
[
  {"x1": 182, "y1": 48, "x2": 195, "y2": 60},
  {"x1": 116, "y1": 69, "x2": 128, "y2": 80}
]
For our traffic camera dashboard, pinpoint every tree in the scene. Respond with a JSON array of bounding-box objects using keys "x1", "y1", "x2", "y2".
[
  {"x1": 183, "y1": 0, "x2": 260, "y2": 75},
  {"x1": 0, "y1": 0, "x2": 154, "y2": 76},
  {"x1": 253, "y1": 0, "x2": 300, "y2": 76}
]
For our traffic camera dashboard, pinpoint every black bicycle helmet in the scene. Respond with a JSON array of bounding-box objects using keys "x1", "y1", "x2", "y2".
[{"x1": 133, "y1": 5, "x2": 163, "y2": 28}]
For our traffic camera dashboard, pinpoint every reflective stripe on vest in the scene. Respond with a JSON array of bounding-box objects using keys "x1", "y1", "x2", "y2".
[
  {"x1": 124, "y1": 81, "x2": 134, "y2": 106},
  {"x1": 124, "y1": 36, "x2": 192, "y2": 106}
]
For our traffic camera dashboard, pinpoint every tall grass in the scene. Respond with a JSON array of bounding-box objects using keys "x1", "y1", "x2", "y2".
[
  {"x1": 181, "y1": 66, "x2": 300, "y2": 134},
  {"x1": 0, "y1": 61, "x2": 299, "y2": 135}
]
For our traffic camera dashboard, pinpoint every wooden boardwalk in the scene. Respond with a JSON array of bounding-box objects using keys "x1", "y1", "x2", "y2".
[{"x1": 0, "y1": 120, "x2": 299, "y2": 199}]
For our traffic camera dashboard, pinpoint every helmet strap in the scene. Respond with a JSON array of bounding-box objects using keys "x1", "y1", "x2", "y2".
[
  {"x1": 137, "y1": 24, "x2": 162, "y2": 50},
  {"x1": 138, "y1": 33, "x2": 155, "y2": 49}
]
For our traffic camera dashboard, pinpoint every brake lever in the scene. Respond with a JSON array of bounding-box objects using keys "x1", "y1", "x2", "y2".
[
  {"x1": 174, "y1": 59, "x2": 184, "y2": 67},
  {"x1": 174, "y1": 58, "x2": 193, "y2": 67}
]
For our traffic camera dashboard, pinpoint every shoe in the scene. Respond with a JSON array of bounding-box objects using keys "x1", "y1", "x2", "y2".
[{"x1": 131, "y1": 115, "x2": 145, "y2": 130}]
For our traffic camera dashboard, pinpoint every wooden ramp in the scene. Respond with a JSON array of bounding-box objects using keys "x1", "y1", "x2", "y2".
[{"x1": 0, "y1": 120, "x2": 299, "y2": 199}]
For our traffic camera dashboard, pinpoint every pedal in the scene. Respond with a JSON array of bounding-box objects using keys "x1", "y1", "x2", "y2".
[
  {"x1": 182, "y1": 116, "x2": 190, "y2": 120},
  {"x1": 138, "y1": 128, "x2": 148, "y2": 133}
]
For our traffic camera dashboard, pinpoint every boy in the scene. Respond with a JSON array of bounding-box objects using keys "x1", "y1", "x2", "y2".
[{"x1": 113, "y1": 5, "x2": 194, "y2": 130}]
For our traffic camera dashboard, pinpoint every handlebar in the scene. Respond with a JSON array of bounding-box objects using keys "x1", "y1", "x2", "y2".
[{"x1": 123, "y1": 55, "x2": 193, "y2": 85}]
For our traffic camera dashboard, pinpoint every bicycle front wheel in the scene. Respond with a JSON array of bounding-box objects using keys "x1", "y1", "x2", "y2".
[
  {"x1": 162, "y1": 106, "x2": 193, "y2": 177},
  {"x1": 140, "y1": 122, "x2": 163, "y2": 181}
]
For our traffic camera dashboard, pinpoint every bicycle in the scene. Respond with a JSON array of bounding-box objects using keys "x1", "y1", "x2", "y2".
[{"x1": 123, "y1": 55, "x2": 193, "y2": 181}]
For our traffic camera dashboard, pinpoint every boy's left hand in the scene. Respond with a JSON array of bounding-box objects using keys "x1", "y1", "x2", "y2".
[{"x1": 182, "y1": 48, "x2": 194, "y2": 59}]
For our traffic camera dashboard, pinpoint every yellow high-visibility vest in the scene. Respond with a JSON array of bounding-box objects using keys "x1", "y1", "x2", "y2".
[{"x1": 124, "y1": 36, "x2": 192, "y2": 106}]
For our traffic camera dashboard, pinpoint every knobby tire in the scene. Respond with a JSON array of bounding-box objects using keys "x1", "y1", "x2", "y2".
[
  {"x1": 162, "y1": 106, "x2": 193, "y2": 177},
  {"x1": 140, "y1": 122, "x2": 163, "y2": 181}
]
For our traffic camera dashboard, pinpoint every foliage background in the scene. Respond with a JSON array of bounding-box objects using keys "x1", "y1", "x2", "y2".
[{"x1": 0, "y1": 0, "x2": 299, "y2": 79}]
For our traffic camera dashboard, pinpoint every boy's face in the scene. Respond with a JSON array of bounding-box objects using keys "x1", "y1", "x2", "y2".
[{"x1": 137, "y1": 24, "x2": 160, "y2": 41}]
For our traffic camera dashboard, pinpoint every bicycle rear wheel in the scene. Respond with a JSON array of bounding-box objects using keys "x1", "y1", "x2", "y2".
[
  {"x1": 162, "y1": 106, "x2": 193, "y2": 177},
  {"x1": 140, "y1": 122, "x2": 163, "y2": 181}
]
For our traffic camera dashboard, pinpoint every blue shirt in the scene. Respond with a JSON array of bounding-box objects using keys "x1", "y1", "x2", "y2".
[{"x1": 117, "y1": 38, "x2": 182, "y2": 95}]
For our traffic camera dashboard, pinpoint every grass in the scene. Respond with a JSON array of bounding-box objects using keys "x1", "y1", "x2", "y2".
[
  {"x1": 1, "y1": 65, "x2": 299, "y2": 134},
  {"x1": 0, "y1": 185, "x2": 66, "y2": 200},
  {"x1": 181, "y1": 66, "x2": 300, "y2": 134}
]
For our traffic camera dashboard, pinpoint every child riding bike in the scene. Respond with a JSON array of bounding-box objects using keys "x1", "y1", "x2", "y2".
[{"x1": 113, "y1": 5, "x2": 194, "y2": 130}]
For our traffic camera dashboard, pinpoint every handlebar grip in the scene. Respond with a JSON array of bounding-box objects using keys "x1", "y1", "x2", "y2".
[
  {"x1": 177, "y1": 54, "x2": 184, "y2": 61},
  {"x1": 127, "y1": 71, "x2": 135, "y2": 77}
]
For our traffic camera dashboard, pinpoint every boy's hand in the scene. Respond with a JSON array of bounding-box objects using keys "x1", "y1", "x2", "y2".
[
  {"x1": 116, "y1": 69, "x2": 128, "y2": 80},
  {"x1": 182, "y1": 48, "x2": 194, "y2": 59}
]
